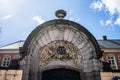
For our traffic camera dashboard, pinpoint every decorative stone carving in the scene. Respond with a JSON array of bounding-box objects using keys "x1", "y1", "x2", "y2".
[
  {"x1": 21, "y1": 15, "x2": 102, "y2": 80},
  {"x1": 39, "y1": 41, "x2": 82, "y2": 67}
]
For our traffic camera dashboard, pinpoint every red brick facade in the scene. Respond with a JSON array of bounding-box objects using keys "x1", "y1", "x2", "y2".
[
  {"x1": 0, "y1": 53, "x2": 19, "y2": 67},
  {"x1": 102, "y1": 49, "x2": 120, "y2": 70}
]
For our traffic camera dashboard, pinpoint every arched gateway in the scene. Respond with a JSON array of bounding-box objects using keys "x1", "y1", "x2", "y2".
[{"x1": 20, "y1": 10, "x2": 103, "y2": 80}]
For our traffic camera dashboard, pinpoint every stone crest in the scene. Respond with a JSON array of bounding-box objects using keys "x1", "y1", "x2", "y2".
[{"x1": 39, "y1": 41, "x2": 82, "y2": 67}]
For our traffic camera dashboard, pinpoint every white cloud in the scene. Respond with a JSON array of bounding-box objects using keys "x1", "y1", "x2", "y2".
[
  {"x1": 114, "y1": 16, "x2": 120, "y2": 25},
  {"x1": 101, "y1": 0, "x2": 120, "y2": 15},
  {"x1": 90, "y1": 0, "x2": 120, "y2": 26},
  {"x1": 105, "y1": 19, "x2": 112, "y2": 25},
  {"x1": 90, "y1": 0, "x2": 120, "y2": 15},
  {"x1": 99, "y1": 19, "x2": 112, "y2": 26},
  {"x1": 90, "y1": 1, "x2": 103, "y2": 11},
  {"x1": 32, "y1": 16, "x2": 45, "y2": 25},
  {"x1": 69, "y1": 17, "x2": 80, "y2": 23},
  {"x1": 0, "y1": 0, "x2": 26, "y2": 13},
  {"x1": 0, "y1": 15, "x2": 12, "y2": 20}
]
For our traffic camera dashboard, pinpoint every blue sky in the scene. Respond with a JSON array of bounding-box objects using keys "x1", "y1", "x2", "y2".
[{"x1": 0, "y1": 0, "x2": 120, "y2": 46}]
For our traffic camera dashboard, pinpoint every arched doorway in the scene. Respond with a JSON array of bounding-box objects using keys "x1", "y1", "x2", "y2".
[
  {"x1": 42, "y1": 68, "x2": 80, "y2": 80},
  {"x1": 21, "y1": 10, "x2": 102, "y2": 80}
]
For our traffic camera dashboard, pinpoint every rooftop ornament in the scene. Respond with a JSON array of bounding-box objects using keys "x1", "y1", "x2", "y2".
[{"x1": 55, "y1": 9, "x2": 66, "y2": 19}]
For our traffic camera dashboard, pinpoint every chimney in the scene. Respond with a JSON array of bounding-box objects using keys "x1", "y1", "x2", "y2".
[{"x1": 103, "y1": 36, "x2": 107, "y2": 40}]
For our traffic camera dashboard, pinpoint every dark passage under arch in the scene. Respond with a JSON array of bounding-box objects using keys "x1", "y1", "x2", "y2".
[{"x1": 42, "y1": 68, "x2": 81, "y2": 80}]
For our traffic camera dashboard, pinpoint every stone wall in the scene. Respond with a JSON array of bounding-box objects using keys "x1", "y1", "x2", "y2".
[
  {"x1": 0, "y1": 70, "x2": 23, "y2": 80},
  {"x1": 21, "y1": 19, "x2": 102, "y2": 80},
  {"x1": 100, "y1": 72, "x2": 120, "y2": 80}
]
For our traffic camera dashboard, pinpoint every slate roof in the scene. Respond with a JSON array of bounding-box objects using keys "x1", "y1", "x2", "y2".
[
  {"x1": 0, "y1": 40, "x2": 24, "y2": 50},
  {"x1": 0, "y1": 40, "x2": 120, "y2": 50},
  {"x1": 97, "y1": 40, "x2": 120, "y2": 49}
]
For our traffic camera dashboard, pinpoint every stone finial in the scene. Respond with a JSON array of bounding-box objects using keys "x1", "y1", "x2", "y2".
[{"x1": 55, "y1": 9, "x2": 66, "y2": 19}]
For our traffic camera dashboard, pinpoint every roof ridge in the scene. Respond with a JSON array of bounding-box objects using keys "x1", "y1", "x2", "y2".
[{"x1": 0, "y1": 40, "x2": 25, "y2": 48}]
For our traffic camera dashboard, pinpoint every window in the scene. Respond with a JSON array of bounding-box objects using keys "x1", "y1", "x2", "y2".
[
  {"x1": 1, "y1": 55, "x2": 11, "y2": 67},
  {"x1": 106, "y1": 54, "x2": 118, "y2": 69},
  {"x1": 107, "y1": 55, "x2": 116, "y2": 66}
]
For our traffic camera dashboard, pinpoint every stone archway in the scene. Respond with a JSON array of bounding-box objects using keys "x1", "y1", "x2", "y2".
[{"x1": 20, "y1": 12, "x2": 102, "y2": 80}]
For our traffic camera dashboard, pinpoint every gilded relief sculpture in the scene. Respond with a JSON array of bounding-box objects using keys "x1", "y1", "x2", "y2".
[{"x1": 39, "y1": 41, "x2": 82, "y2": 67}]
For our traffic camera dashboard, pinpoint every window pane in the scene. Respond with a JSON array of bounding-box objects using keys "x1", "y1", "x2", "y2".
[
  {"x1": 111, "y1": 57, "x2": 113, "y2": 59},
  {"x1": 108, "y1": 57, "x2": 110, "y2": 59},
  {"x1": 112, "y1": 60, "x2": 114, "y2": 62},
  {"x1": 2, "y1": 56, "x2": 11, "y2": 67}
]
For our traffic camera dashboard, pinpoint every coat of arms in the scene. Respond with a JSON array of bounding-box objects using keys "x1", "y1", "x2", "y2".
[{"x1": 39, "y1": 41, "x2": 82, "y2": 67}]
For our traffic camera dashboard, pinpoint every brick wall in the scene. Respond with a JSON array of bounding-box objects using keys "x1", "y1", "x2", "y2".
[
  {"x1": 102, "y1": 52, "x2": 120, "y2": 70},
  {"x1": 0, "y1": 53, "x2": 19, "y2": 65}
]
